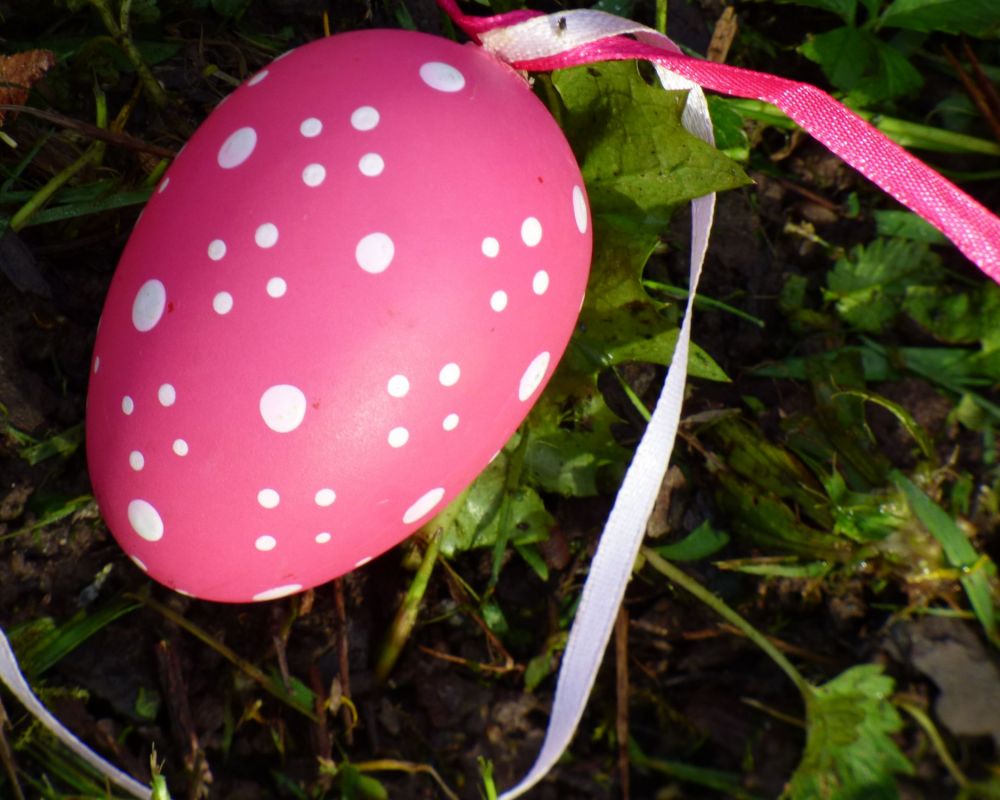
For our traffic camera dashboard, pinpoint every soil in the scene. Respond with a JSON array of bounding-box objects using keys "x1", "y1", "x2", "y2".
[{"x1": 1, "y1": 1, "x2": 999, "y2": 799}]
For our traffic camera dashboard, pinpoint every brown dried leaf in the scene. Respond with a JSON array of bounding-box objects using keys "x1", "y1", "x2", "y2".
[{"x1": 0, "y1": 50, "x2": 57, "y2": 127}]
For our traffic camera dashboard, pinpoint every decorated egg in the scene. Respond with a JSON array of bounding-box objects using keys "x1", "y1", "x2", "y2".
[{"x1": 85, "y1": 29, "x2": 591, "y2": 602}]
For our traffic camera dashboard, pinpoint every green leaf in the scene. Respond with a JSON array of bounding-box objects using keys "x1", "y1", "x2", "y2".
[
  {"x1": 880, "y1": 0, "x2": 1000, "y2": 36},
  {"x1": 653, "y1": 521, "x2": 730, "y2": 561},
  {"x1": 903, "y1": 282, "x2": 1000, "y2": 352},
  {"x1": 552, "y1": 61, "x2": 749, "y2": 225},
  {"x1": 800, "y1": 26, "x2": 874, "y2": 94},
  {"x1": 824, "y1": 238, "x2": 943, "y2": 332},
  {"x1": 786, "y1": 665, "x2": 913, "y2": 799},
  {"x1": 775, "y1": 0, "x2": 858, "y2": 24},
  {"x1": 873, "y1": 210, "x2": 948, "y2": 244}
]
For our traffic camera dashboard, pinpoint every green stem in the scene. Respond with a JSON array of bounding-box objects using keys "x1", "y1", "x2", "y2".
[
  {"x1": 655, "y1": 0, "x2": 667, "y2": 35},
  {"x1": 9, "y1": 142, "x2": 104, "y2": 231},
  {"x1": 898, "y1": 702, "x2": 969, "y2": 790},
  {"x1": 642, "y1": 548, "x2": 813, "y2": 700},
  {"x1": 87, "y1": 0, "x2": 168, "y2": 108},
  {"x1": 374, "y1": 489, "x2": 469, "y2": 682}
]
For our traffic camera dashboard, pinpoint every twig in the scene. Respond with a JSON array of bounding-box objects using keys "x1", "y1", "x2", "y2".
[
  {"x1": 0, "y1": 105, "x2": 175, "y2": 157},
  {"x1": 615, "y1": 606, "x2": 631, "y2": 800},
  {"x1": 942, "y1": 45, "x2": 1000, "y2": 146},
  {"x1": 333, "y1": 579, "x2": 354, "y2": 744},
  {"x1": 0, "y1": 695, "x2": 25, "y2": 800}
]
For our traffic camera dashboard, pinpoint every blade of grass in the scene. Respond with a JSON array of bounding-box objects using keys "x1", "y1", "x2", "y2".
[{"x1": 891, "y1": 471, "x2": 997, "y2": 644}]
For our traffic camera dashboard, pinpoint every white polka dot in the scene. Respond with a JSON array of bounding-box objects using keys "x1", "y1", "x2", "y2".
[
  {"x1": 482, "y1": 237, "x2": 500, "y2": 258},
  {"x1": 302, "y1": 163, "x2": 326, "y2": 187},
  {"x1": 388, "y1": 427, "x2": 409, "y2": 448},
  {"x1": 521, "y1": 217, "x2": 543, "y2": 247},
  {"x1": 131, "y1": 555, "x2": 148, "y2": 572},
  {"x1": 315, "y1": 488, "x2": 336, "y2": 506},
  {"x1": 208, "y1": 239, "x2": 226, "y2": 261},
  {"x1": 172, "y1": 439, "x2": 189, "y2": 456},
  {"x1": 247, "y1": 69, "x2": 269, "y2": 86},
  {"x1": 252, "y1": 584, "x2": 302, "y2": 601},
  {"x1": 443, "y1": 413, "x2": 459, "y2": 431},
  {"x1": 158, "y1": 384, "x2": 176, "y2": 407},
  {"x1": 420, "y1": 62, "x2": 465, "y2": 92},
  {"x1": 174, "y1": 588, "x2": 193, "y2": 598},
  {"x1": 387, "y1": 374, "x2": 410, "y2": 398},
  {"x1": 358, "y1": 153, "x2": 384, "y2": 177},
  {"x1": 260, "y1": 385, "x2": 307, "y2": 433},
  {"x1": 573, "y1": 185, "x2": 588, "y2": 234},
  {"x1": 158, "y1": 177, "x2": 169, "y2": 193},
  {"x1": 213, "y1": 292, "x2": 233, "y2": 315},
  {"x1": 255, "y1": 223, "x2": 278, "y2": 248},
  {"x1": 533, "y1": 270, "x2": 550, "y2": 295},
  {"x1": 255, "y1": 535, "x2": 277, "y2": 551},
  {"x1": 300, "y1": 117, "x2": 322, "y2": 137},
  {"x1": 93, "y1": 356, "x2": 100, "y2": 374},
  {"x1": 128, "y1": 499, "x2": 164, "y2": 542},
  {"x1": 315, "y1": 532, "x2": 331, "y2": 544},
  {"x1": 490, "y1": 290, "x2": 508, "y2": 312},
  {"x1": 356, "y1": 232, "x2": 394, "y2": 273},
  {"x1": 519, "y1": 351, "x2": 551, "y2": 401},
  {"x1": 132, "y1": 279, "x2": 166, "y2": 332},
  {"x1": 257, "y1": 488, "x2": 280, "y2": 508},
  {"x1": 129, "y1": 451, "x2": 144, "y2": 471},
  {"x1": 122, "y1": 396, "x2": 135, "y2": 415},
  {"x1": 403, "y1": 487, "x2": 445, "y2": 524},
  {"x1": 439, "y1": 363, "x2": 460, "y2": 386},
  {"x1": 266, "y1": 277, "x2": 287, "y2": 298},
  {"x1": 351, "y1": 106, "x2": 379, "y2": 131},
  {"x1": 217, "y1": 127, "x2": 257, "y2": 168}
]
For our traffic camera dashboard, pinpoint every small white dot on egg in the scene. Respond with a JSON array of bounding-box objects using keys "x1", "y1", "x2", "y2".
[
  {"x1": 443, "y1": 413, "x2": 459, "y2": 431},
  {"x1": 300, "y1": 117, "x2": 323, "y2": 137},
  {"x1": 122, "y1": 396, "x2": 135, "y2": 415},
  {"x1": 358, "y1": 153, "x2": 384, "y2": 177},
  {"x1": 315, "y1": 532, "x2": 331, "y2": 544},
  {"x1": 131, "y1": 555, "x2": 148, "y2": 572},
  {"x1": 302, "y1": 163, "x2": 326, "y2": 187},
  {"x1": 213, "y1": 292, "x2": 233, "y2": 315},
  {"x1": 93, "y1": 356, "x2": 100, "y2": 374},
  {"x1": 255, "y1": 223, "x2": 279, "y2": 249},
  {"x1": 387, "y1": 374, "x2": 410, "y2": 398},
  {"x1": 403, "y1": 487, "x2": 445, "y2": 524},
  {"x1": 217, "y1": 127, "x2": 257, "y2": 169},
  {"x1": 247, "y1": 69, "x2": 269, "y2": 86},
  {"x1": 252, "y1": 584, "x2": 302, "y2": 601},
  {"x1": 132, "y1": 279, "x2": 166, "y2": 332},
  {"x1": 521, "y1": 217, "x2": 543, "y2": 247},
  {"x1": 356, "y1": 232, "x2": 394, "y2": 274},
  {"x1": 255, "y1": 535, "x2": 277, "y2": 552},
  {"x1": 257, "y1": 488, "x2": 280, "y2": 508},
  {"x1": 158, "y1": 177, "x2": 170, "y2": 193},
  {"x1": 355, "y1": 556, "x2": 373, "y2": 568},
  {"x1": 208, "y1": 239, "x2": 227, "y2": 261},
  {"x1": 439, "y1": 362, "x2": 461, "y2": 387},
  {"x1": 519, "y1": 351, "x2": 551, "y2": 401},
  {"x1": 351, "y1": 106, "x2": 379, "y2": 131},
  {"x1": 266, "y1": 277, "x2": 287, "y2": 298},
  {"x1": 490, "y1": 291, "x2": 508, "y2": 312},
  {"x1": 315, "y1": 488, "x2": 336, "y2": 506},
  {"x1": 129, "y1": 451, "x2": 144, "y2": 471},
  {"x1": 172, "y1": 439, "x2": 189, "y2": 456},
  {"x1": 573, "y1": 185, "x2": 589, "y2": 234},
  {"x1": 533, "y1": 270, "x2": 550, "y2": 295},
  {"x1": 128, "y1": 499, "x2": 164, "y2": 542},
  {"x1": 420, "y1": 62, "x2": 465, "y2": 92},
  {"x1": 158, "y1": 384, "x2": 176, "y2": 407},
  {"x1": 388, "y1": 427, "x2": 409, "y2": 448},
  {"x1": 260, "y1": 384, "x2": 307, "y2": 433},
  {"x1": 482, "y1": 237, "x2": 500, "y2": 258}
]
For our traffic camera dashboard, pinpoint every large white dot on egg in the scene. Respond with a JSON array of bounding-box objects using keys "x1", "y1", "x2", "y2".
[
  {"x1": 420, "y1": 62, "x2": 465, "y2": 92},
  {"x1": 356, "y1": 233, "x2": 394, "y2": 273},
  {"x1": 253, "y1": 584, "x2": 302, "y2": 601},
  {"x1": 260, "y1": 385, "x2": 307, "y2": 432},
  {"x1": 132, "y1": 280, "x2": 166, "y2": 332},
  {"x1": 217, "y1": 127, "x2": 257, "y2": 168},
  {"x1": 128, "y1": 499, "x2": 164, "y2": 542}
]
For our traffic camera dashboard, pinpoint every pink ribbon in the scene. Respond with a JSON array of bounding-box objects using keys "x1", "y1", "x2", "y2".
[{"x1": 438, "y1": 0, "x2": 1000, "y2": 284}]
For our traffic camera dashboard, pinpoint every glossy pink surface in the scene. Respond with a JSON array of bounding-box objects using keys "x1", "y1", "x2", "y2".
[{"x1": 86, "y1": 29, "x2": 591, "y2": 602}]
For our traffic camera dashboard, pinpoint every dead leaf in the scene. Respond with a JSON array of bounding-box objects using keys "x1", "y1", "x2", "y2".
[
  {"x1": 0, "y1": 50, "x2": 57, "y2": 127},
  {"x1": 707, "y1": 7, "x2": 738, "y2": 64}
]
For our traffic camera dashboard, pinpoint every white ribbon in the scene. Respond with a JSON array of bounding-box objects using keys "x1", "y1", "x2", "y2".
[
  {"x1": 0, "y1": 627, "x2": 152, "y2": 798},
  {"x1": 489, "y1": 13, "x2": 717, "y2": 800}
]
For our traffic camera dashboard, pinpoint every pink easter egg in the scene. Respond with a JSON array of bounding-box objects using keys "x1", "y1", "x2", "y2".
[{"x1": 85, "y1": 29, "x2": 591, "y2": 602}]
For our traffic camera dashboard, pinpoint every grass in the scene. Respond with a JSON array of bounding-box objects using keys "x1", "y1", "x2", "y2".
[{"x1": 0, "y1": 0, "x2": 998, "y2": 798}]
